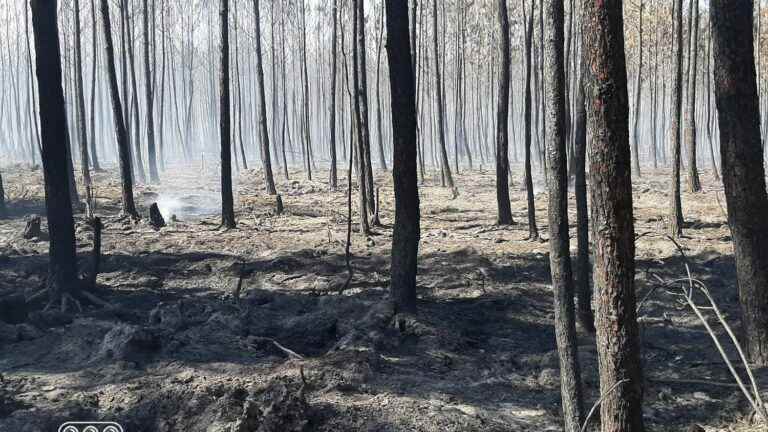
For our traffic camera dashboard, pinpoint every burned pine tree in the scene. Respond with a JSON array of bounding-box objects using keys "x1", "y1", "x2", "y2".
[
  {"x1": 143, "y1": 0, "x2": 160, "y2": 183},
  {"x1": 220, "y1": 0, "x2": 236, "y2": 229},
  {"x1": 523, "y1": 0, "x2": 538, "y2": 239},
  {"x1": 30, "y1": 0, "x2": 79, "y2": 304},
  {"x1": 581, "y1": 0, "x2": 646, "y2": 430},
  {"x1": 495, "y1": 0, "x2": 514, "y2": 226},
  {"x1": 711, "y1": 0, "x2": 768, "y2": 367},
  {"x1": 386, "y1": 0, "x2": 420, "y2": 313},
  {"x1": 669, "y1": 0, "x2": 685, "y2": 237},
  {"x1": 253, "y1": 0, "x2": 277, "y2": 196},
  {"x1": 543, "y1": 0, "x2": 584, "y2": 429},
  {"x1": 100, "y1": 0, "x2": 139, "y2": 218}
]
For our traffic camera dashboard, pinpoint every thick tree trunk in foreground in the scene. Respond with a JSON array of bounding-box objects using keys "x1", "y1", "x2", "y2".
[
  {"x1": 386, "y1": 0, "x2": 420, "y2": 313},
  {"x1": 220, "y1": 0, "x2": 236, "y2": 229},
  {"x1": 100, "y1": 0, "x2": 138, "y2": 218},
  {"x1": 495, "y1": 0, "x2": 513, "y2": 225},
  {"x1": 669, "y1": 0, "x2": 685, "y2": 237},
  {"x1": 582, "y1": 0, "x2": 645, "y2": 430},
  {"x1": 253, "y1": 0, "x2": 277, "y2": 195},
  {"x1": 543, "y1": 1, "x2": 585, "y2": 430},
  {"x1": 711, "y1": 0, "x2": 768, "y2": 367},
  {"x1": 31, "y1": 0, "x2": 79, "y2": 302}
]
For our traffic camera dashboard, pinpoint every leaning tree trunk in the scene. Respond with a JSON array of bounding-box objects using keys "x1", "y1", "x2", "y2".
[
  {"x1": 669, "y1": 0, "x2": 685, "y2": 237},
  {"x1": 31, "y1": 0, "x2": 79, "y2": 303},
  {"x1": 711, "y1": 0, "x2": 768, "y2": 367},
  {"x1": 684, "y1": 0, "x2": 701, "y2": 192},
  {"x1": 386, "y1": 0, "x2": 420, "y2": 314},
  {"x1": 582, "y1": 0, "x2": 646, "y2": 430},
  {"x1": 100, "y1": 0, "x2": 138, "y2": 218},
  {"x1": 253, "y1": 0, "x2": 277, "y2": 195},
  {"x1": 495, "y1": 0, "x2": 514, "y2": 225},
  {"x1": 220, "y1": 0, "x2": 236, "y2": 229},
  {"x1": 543, "y1": 1, "x2": 585, "y2": 430},
  {"x1": 523, "y1": 0, "x2": 539, "y2": 239}
]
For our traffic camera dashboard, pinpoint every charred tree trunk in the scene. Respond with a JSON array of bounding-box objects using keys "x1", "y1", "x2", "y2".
[
  {"x1": 100, "y1": 0, "x2": 138, "y2": 218},
  {"x1": 684, "y1": 0, "x2": 702, "y2": 192},
  {"x1": 573, "y1": 64, "x2": 594, "y2": 333},
  {"x1": 329, "y1": 0, "x2": 339, "y2": 190},
  {"x1": 31, "y1": 0, "x2": 79, "y2": 303},
  {"x1": 582, "y1": 0, "x2": 646, "y2": 430},
  {"x1": 432, "y1": 0, "x2": 455, "y2": 191},
  {"x1": 670, "y1": 0, "x2": 685, "y2": 237},
  {"x1": 495, "y1": 0, "x2": 513, "y2": 225},
  {"x1": 386, "y1": 0, "x2": 420, "y2": 313},
  {"x1": 220, "y1": 0, "x2": 236, "y2": 229},
  {"x1": 630, "y1": 0, "x2": 643, "y2": 177},
  {"x1": 73, "y1": 0, "x2": 94, "y2": 218},
  {"x1": 253, "y1": 0, "x2": 277, "y2": 195},
  {"x1": 523, "y1": 0, "x2": 539, "y2": 239},
  {"x1": 543, "y1": 1, "x2": 585, "y2": 429},
  {"x1": 89, "y1": 0, "x2": 101, "y2": 171},
  {"x1": 143, "y1": 0, "x2": 160, "y2": 183},
  {"x1": 711, "y1": 0, "x2": 768, "y2": 367}
]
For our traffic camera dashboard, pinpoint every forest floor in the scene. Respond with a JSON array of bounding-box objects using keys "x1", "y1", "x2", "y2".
[{"x1": 0, "y1": 161, "x2": 764, "y2": 431}]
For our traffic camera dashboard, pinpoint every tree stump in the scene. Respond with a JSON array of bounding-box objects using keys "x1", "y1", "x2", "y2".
[
  {"x1": 22, "y1": 215, "x2": 41, "y2": 239},
  {"x1": 275, "y1": 195, "x2": 284, "y2": 215},
  {"x1": 149, "y1": 203, "x2": 165, "y2": 230}
]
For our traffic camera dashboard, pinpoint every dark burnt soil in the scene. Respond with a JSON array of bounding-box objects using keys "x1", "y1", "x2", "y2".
[{"x1": 0, "y1": 162, "x2": 762, "y2": 431}]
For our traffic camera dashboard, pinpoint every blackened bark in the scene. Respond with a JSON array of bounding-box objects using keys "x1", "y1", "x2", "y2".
[
  {"x1": 630, "y1": 0, "x2": 643, "y2": 177},
  {"x1": 523, "y1": 0, "x2": 538, "y2": 239},
  {"x1": 495, "y1": 0, "x2": 513, "y2": 225},
  {"x1": 358, "y1": 0, "x2": 376, "y2": 211},
  {"x1": 670, "y1": 0, "x2": 685, "y2": 237},
  {"x1": 253, "y1": 0, "x2": 277, "y2": 195},
  {"x1": 89, "y1": 0, "x2": 101, "y2": 171},
  {"x1": 220, "y1": 0, "x2": 236, "y2": 229},
  {"x1": 143, "y1": 0, "x2": 160, "y2": 183},
  {"x1": 432, "y1": 0, "x2": 455, "y2": 190},
  {"x1": 543, "y1": 1, "x2": 584, "y2": 429},
  {"x1": 386, "y1": 0, "x2": 420, "y2": 313},
  {"x1": 0, "y1": 169, "x2": 5, "y2": 217},
  {"x1": 573, "y1": 69, "x2": 595, "y2": 333},
  {"x1": 352, "y1": 0, "x2": 371, "y2": 235},
  {"x1": 581, "y1": 0, "x2": 645, "y2": 430},
  {"x1": 73, "y1": 0, "x2": 94, "y2": 218},
  {"x1": 100, "y1": 0, "x2": 138, "y2": 218},
  {"x1": 684, "y1": 0, "x2": 701, "y2": 193},
  {"x1": 31, "y1": 0, "x2": 79, "y2": 301},
  {"x1": 329, "y1": 0, "x2": 339, "y2": 190},
  {"x1": 711, "y1": 0, "x2": 768, "y2": 366}
]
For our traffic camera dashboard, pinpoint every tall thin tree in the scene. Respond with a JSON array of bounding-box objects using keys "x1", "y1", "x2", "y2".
[
  {"x1": 100, "y1": 0, "x2": 138, "y2": 218},
  {"x1": 670, "y1": 0, "x2": 685, "y2": 237},
  {"x1": 253, "y1": 0, "x2": 277, "y2": 195},
  {"x1": 73, "y1": 0, "x2": 94, "y2": 218},
  {"x1": 544, "y1": 1, "x2": 585, "y2": 429},
  {"x1": 143, "y1": 0, "x2": 159, "y2": 183}
]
